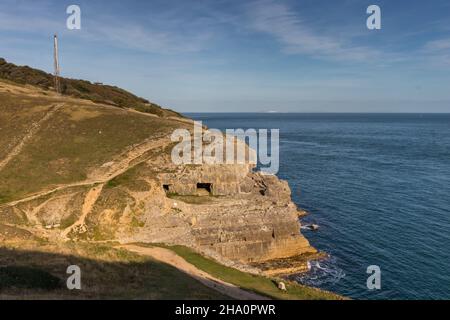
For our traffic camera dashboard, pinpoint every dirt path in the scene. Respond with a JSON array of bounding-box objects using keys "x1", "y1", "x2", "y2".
[
  {"x1": 0, "y1": 136, "x2": 170, "y2": 209},
  {"x1": 0, "y1": 103, "x2": 63, "y2": 172},
  {"x1": 121, "y1": 244, "x2": 270, "y2": 301},
  {"x1": 61, "y1": 184, "x2": 104, "y2": 239}
]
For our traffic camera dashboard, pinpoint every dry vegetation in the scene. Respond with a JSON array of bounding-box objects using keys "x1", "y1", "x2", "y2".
[
  {"x1": 0, "y1": 89, "x2": 184, "y2": 204},
  {"x1": 0, "y1": 58, "x2": 183, "y2": 118},
  {"x1": 0, "y1": 236, "x2": 227, "y2": 299}
]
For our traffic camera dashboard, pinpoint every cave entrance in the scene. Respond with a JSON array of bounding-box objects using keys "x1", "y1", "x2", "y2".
[
  {"x1": 163, "y1": 184, "x2": 171, "y2": 193},
  {"x1": 196, "y1": 183, "x2": 212, "y2": 195}
]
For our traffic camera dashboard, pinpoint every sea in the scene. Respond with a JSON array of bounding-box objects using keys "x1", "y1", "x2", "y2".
[{"x1": 186, "y1": 113, "x2": 450, "y2": 300}]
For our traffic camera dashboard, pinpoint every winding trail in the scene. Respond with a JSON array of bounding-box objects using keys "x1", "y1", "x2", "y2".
[
  {"x1": 61, "y1": 184, "x2": 104, "y2": 239},
  {"x1": 0, "y1": 136, "x2": 170, "y2": 209},
  {"x1": 121, "y1": 244, "x2": 270, "y2": 301},
  {"x1": 0, "y1": 103, "x2": 63, "y2": 172}
]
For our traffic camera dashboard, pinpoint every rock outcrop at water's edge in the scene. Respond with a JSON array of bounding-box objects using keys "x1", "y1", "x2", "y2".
[{"x1": 158, "y1": 164, "x2": 317, "y2": 264}]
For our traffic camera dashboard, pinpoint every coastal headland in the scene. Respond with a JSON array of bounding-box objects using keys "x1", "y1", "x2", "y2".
[{"x1": 0, "y1": 58, "x2": 339, "y2": 299}]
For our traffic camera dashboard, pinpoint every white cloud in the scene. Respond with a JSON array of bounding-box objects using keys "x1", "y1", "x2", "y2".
[
  {"x1": 0, "y1": 2, "x2": 213, "y2": 55},
  {"x1": 424, "y1": 38, "x2": 450, "y2": 51},
  {"x1": 90, "y1": 22, "x2": 212, "y2": 54},
  {"x1": 245, "y1": 0, "x2": 381, "y2": 62},
  {"x1": 422, "y1": 38, "x2": 450, "y2": 66}
]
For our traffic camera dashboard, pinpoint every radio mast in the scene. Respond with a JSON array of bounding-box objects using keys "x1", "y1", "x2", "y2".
[{"x1": 53, "y1": 34, "x2": 61, "y2": 94}]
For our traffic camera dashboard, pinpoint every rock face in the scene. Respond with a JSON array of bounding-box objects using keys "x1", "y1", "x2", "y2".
[
  {"x1": 145, "y1": 163, "x2": 316, "y2": 263},
  {"x1": 159, "y1": 164, "x2": 252, "y2": 196}
]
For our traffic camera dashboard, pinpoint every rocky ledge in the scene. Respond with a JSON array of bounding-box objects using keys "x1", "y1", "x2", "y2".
[{"x1": 147, "y1": 162, "x2": 319, "y2": 273}]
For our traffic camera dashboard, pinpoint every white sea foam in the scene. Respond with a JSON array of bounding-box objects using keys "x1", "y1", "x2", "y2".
[{"x1": 294, "y1": 256, "x2": 345, "y2": 287}]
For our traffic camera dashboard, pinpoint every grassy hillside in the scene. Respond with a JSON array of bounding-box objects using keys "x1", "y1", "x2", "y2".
[
  {"x1": 0, "y1": 238, "x2": 228, "y2": 299},
  {"x1": 0, "y1": 58, "x2": 182, "y2": 118},
  {"x1": 0, "y1": 81, "x2": 188, "y2": 204},
  {"x1": 149, "y1": 244, "x2": 343, "y2": 300}
]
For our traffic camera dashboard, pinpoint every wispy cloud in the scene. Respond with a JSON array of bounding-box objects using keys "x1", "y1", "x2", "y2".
[
  {"x1": 245, "y1": 0, "x2": 381, "y2": 62},
  {"x1": 422, "y1": 38, "x2": 450, "y2": 66},
  {"x1": 424, "y1": 38, "x2": 450, "y2": 51},
  {"x1": 89, "y1": 22, "x2": 212, "y2": 54},
  {"x1": 0, "y1": 10, "x2": 62, "y2": 34},
  {"x1": 0, "y1": 1, "x2": 214, "y2": 55}
]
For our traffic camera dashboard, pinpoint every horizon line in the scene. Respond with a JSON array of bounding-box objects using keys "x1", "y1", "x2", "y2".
[{"x1": 182, "y1": 111, "x2": 450, "y2": 114}]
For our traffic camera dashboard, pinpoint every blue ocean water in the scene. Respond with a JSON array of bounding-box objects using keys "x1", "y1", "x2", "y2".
[{"x1": 186, "y1": 113, "x2": 450, "y2": 300}]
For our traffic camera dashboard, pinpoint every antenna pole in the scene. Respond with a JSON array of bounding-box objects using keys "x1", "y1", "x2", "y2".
[{"x1": 53, "y1": 34, "x2": 61, "y2": 94}]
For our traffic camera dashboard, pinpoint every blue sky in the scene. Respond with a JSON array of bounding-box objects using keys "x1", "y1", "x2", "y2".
[{"x1": 1, "y1": 0, "x2": 450, "y2": 112}]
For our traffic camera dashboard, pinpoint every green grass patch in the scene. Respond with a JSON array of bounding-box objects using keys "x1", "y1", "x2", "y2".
[
  {"x1": 131, "y1": 216, "x2": 145, "y2": 228},
  {"x1": 0, "y1": 193, "x2": 12, "y2": 204},
  {"x1": 147, "y1": 244, "x2": 343, "y2": 300},
  {"x1": 59, "y1": 213, "x2": 79, "y2": 229},
  {"x1": 105, "y1": 164, "x2": 148, "y2": 190}
]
